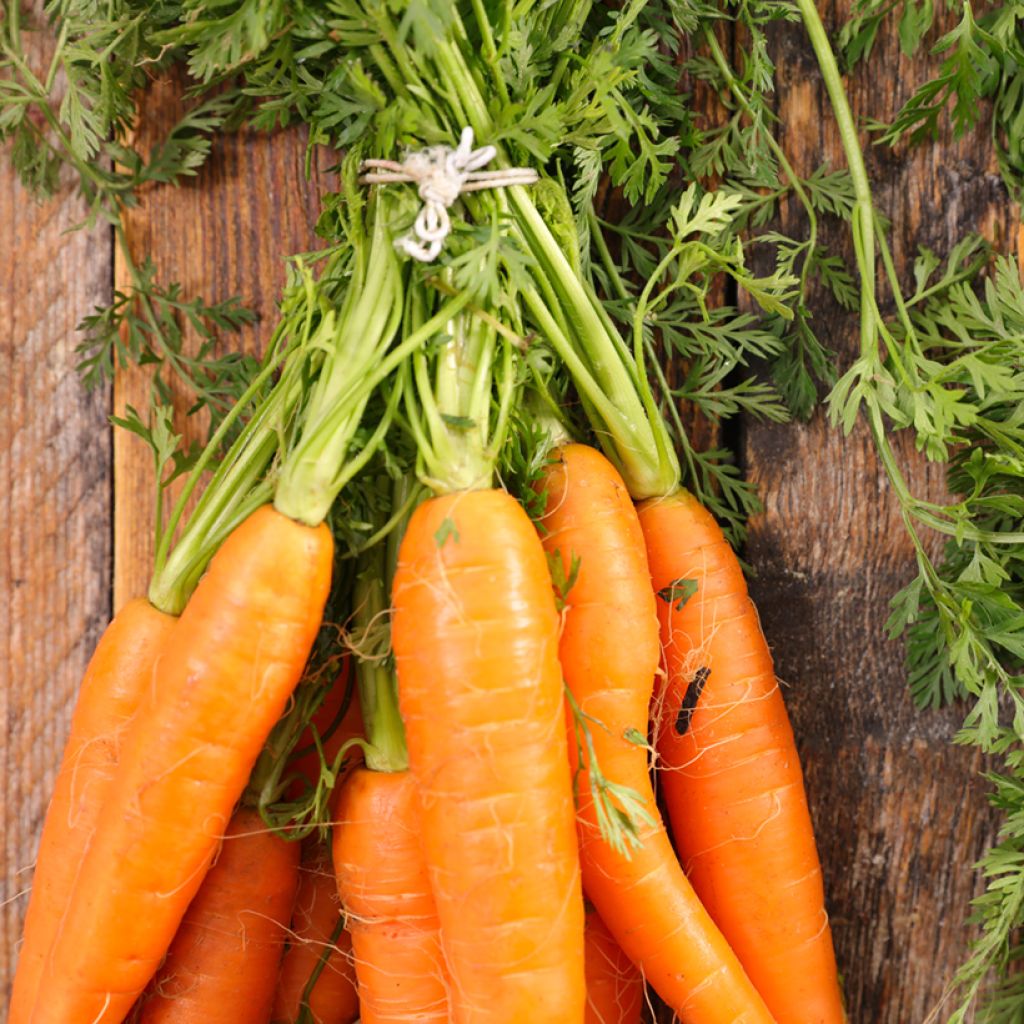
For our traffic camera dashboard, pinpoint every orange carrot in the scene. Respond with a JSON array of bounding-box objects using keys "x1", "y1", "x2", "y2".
[
  {"x1": 8, "y1": 600, "x2": 175, "y2": 1024},
  {"x1": 137, "y1": 807, "x2": 299, "y2": 1023},
  {"x1": 583, "y1": 907, "x2": 643, "y2": 1024},
  {"x1": 639, "y1": 491, "x2": 844, "y2": 1023},
  {"x1": 392, "y1": 490, "x2": 585, "y2": 1023},
  {"x1": 31, "y1": 505, "x2": 333, "y2": 1024},
  {"x1": 273, "y1": 847, "x2": 359, "y2": 1024},
  {"x1": 271, "y1": 676, "x2": 363, "y2": 1024},
  {"x1": 539, "y1": 445, "x2": 774, "y2": 1023},
  {"x1": 325, "y1": 486, "x2": 444, "y2": 1024},
  {"x1": 332, "y1": 768, "x2": 448, "y2": 1024}
]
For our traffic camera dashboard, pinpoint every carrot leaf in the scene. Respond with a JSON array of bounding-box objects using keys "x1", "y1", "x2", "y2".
[
  {"x1": 547, "y1": 551, "x2": 582, "y2": 613},
  {"x1": 657, "y1": 578, "x2": 699, "y2": 612},
  {"x1": 565, "y1": 686, "x2": 656, "y2": 859},
  {"x1": 434, "y1": 517, "x2": 460, "y2": 549}
]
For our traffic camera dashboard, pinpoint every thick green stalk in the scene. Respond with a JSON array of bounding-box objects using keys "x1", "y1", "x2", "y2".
[
  {"x1": 274, "y1": 204, "x2": 404, "y2": 526},
  {"x1": 353, "y1": 545, "x2": 407, "y2": 774},
  {"x1": 402, "y1": 274, "x2": 522, "y2": 495},
  {"x1": 417, "y1": 302, "x2": 497, "y2": 492},
  {"x1": 430, "y1": 36, "x2": 679, "y2": 498}
]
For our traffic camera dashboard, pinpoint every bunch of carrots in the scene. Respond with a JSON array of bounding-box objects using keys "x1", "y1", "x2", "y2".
[{"x1": 8, "y1": 23, "x2": 847, "y2": 1024}]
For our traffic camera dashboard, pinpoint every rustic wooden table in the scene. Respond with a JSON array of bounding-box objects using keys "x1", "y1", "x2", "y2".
[{"x1": 1, "y1": 4, "x2": 1020, "y2": 1021}]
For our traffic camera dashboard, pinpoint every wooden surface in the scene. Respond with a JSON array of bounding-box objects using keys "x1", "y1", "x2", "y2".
[
  {"x1": 0, "y1": 12, "x2": 114, "y2": 999},
  {"x1": 742, "y1": 6, "x2": 1016, "y2": 1021},
  {"x1": 0, "y1": 5, "x2": 1019, "y2": 1022}
]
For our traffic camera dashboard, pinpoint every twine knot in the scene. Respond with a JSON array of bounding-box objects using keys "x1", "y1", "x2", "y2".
[{"x1": 359, "y1": 128, "x2": 539, "y2": 262}]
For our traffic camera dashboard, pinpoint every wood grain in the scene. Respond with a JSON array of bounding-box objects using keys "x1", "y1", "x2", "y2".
[
  {"x1": 113, "y1": 71, "x2": 332, "y2": 607},
  {"x1": 740, "y1": 3, "x2": 1019, "y2": 1020},
  {"x1": 0, "y1": 16, "x2": 113, "y2": 1004}
]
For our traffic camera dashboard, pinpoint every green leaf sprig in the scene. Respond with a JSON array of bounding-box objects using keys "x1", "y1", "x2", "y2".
[{"x1": 801, "y1": 1, "x2": 1024, "y2": 1013}]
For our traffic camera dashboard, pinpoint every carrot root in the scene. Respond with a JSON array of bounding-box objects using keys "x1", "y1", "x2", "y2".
[
  {"x1": 273, "y1": 845, "x2": 359, "y2": 1024},
  {"x1": 138, "y1": 807, "x2": 299, "y2": 1024},
  {"x1": 639, "y1": 491, "x2": 844, "y2": 1023},
  {"x1": 392, "y1": 490, "x2": 586, "y2": 1024},
  {"x1": 333, "y1": 768, "x2": 448, "y2": 1024},
  {"x1": 8, "y1": 598, "x2": 175, "y2": 1024},
  {"x1": 31, "y1": 506, "x2": 333, "y2": 1024},
  {"x1": 539, "y1": 446, "x2": 774, "y2": 1024}
]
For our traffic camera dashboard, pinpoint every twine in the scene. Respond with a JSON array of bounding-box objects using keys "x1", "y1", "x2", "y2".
[{"x1": 359, "y1": 128, "x2": 539, "y2": 262}]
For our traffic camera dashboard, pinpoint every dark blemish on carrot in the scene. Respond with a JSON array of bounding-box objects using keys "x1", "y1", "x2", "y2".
[{"x1": 675, "y1": 667, "x2": 710, "y2": 735}]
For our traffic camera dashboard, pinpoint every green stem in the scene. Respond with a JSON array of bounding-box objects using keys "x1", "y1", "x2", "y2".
[
  {"x1": 8, "y1": 0, "x2": 21, "y2": 48},
  {"x1": 467, "y1": 0, "x2": 509, "y2": 107},
  {"x1": 491, "y1": 338, "x2": 517, "y2": 463},
  {"x1": 353, "y1": 531, "x2": 407, "y2": 774},
  {"x1": 704, "y1": 27, "x2": 819, "y2": 305},
  {"x1": 367, "y1": 43, "x2": 414, "y2": 104},
  {"x1": 346, "y1": 479, "x2": 426, "y2": 558},
  {"x1": 793, "y1": 0, "x2": 877, "y2": 361},
  {"x1": 645, "y1": 339, "x2": 702, "y2": 492},
  {"x1": 296, "y1": 913, "x2": 347, "y2": 1023},
  {"x1": 588, "y1": 209, "x2": 631, "y2": 304},
  {"x1": 43, "y1": 17, "x2": 69, "y2": 95},
  {"x1": 874, "y1": 222, "x2": 918, "y2": 357},
  {"x1": 147, "y1": 336, "x2": 304, "y2": 614}
]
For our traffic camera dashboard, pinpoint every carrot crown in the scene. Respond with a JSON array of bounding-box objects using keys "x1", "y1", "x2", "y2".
[
  {"x1": 272, "y1": 187, "x2": 475, "y2": 528},
  {"x1": 273, "y1": 194, "x2": 405, "y2": 528},
  {"x1": 146, "y1": 259, "x2": 335, "y2": 616},
  {"x1": 402, "y1": 282, "x2": 517, "y2": 495}
]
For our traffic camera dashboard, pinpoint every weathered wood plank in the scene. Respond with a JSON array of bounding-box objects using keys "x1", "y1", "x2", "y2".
[
  {"x1": 0, "y1": 18, "x2": 113, "y2": 1004},
  {"x1": 113, "y1": 72, "x2": 331, "y2": 607},
  {"x1": 741, "y1": 3, "x2": 1019, "y2": 1020}
]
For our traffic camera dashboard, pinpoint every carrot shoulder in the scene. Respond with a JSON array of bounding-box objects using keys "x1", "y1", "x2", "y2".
[
  {"x1": 392, "y1": 490, "x2": 586, "y2": 1023},
  {"x1": 638, "y1": 491, "x2": 844, "y2": 1024},
  {"x1": 539, "y1": 445, "x2": 774, "y2": 1023},
  {"x1": 137, "y1": 807, "x2": 299, "y2": 1024},
  {"x1": 31, "y1": 505, "x2": 333, "y2": 1024},
  {"x1": 333, "y1": 768, "x2": 448, "y2": 1024},
  {"x1": 8, "y1": 599, "x2": 175, "y2": 1024}
]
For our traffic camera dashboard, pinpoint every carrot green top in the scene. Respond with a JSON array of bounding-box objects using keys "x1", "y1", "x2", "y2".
[
  {"x1": 352, "y1": 514, "x2": 408, "y2": 775},
  {"x1": 403, "y1": 276, "x2": 518, "y2": 496},
  {"x1": 401, "y1": 27, "x2": 681, "y2": 500},
  {"x1": 146, "y1": 260, "x2": 332, "y2": 617}
]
